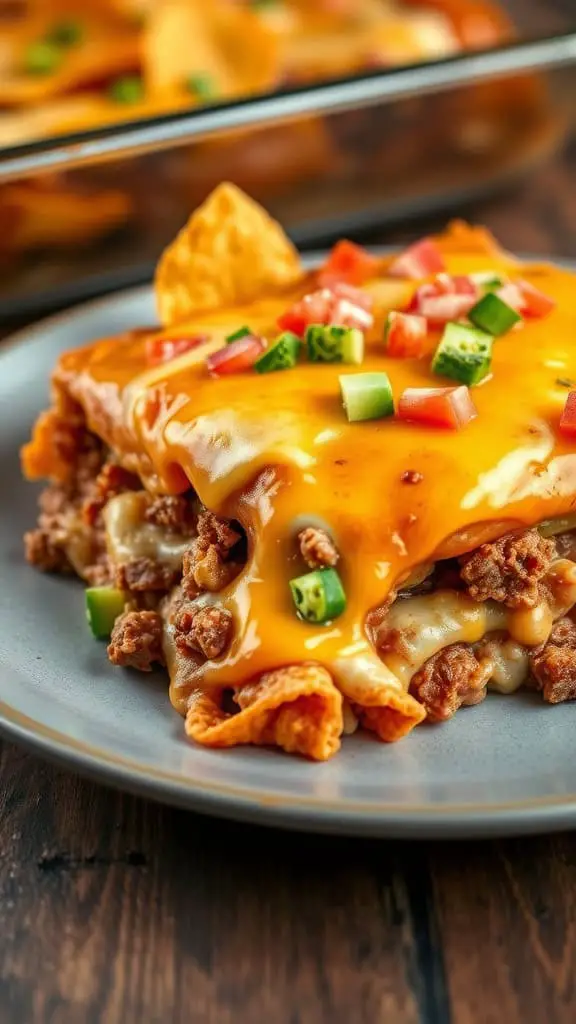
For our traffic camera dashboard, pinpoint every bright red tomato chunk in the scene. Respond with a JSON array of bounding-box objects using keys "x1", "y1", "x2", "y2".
[
  {"x1": 206, "y1": 335, "x2": 265, "y2": 376},
  {"x1": 385, "y1": 312, "x2": 428, "y2": 358},
  {"x1": 146, "y1": 334, "x2": 209, "y2": 366},
  {"x1": 560, "y1": 391, "x2": 576, "y2": 437},
  {"x1": 388, "y1": 238, "x2": 446, "y2": 280},
  {"x1": 318, "y1": 240, "x2": 379, "y2": 288},
  {"x1": 516, "y1": 279, "x2": 557, "y2": 319},
  {"x1": 398, "y1": 386, "x2": 478, "y2": 430}
]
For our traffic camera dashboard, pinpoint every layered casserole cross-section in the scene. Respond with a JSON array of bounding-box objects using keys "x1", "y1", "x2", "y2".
[{"x1": 22, "y1": 183, "x2": 576, "y2": 760}]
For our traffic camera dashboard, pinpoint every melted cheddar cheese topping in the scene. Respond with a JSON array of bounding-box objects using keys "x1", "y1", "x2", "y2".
[{"x1": 35, "y1": 222, "x2": 576, "y2": 714}]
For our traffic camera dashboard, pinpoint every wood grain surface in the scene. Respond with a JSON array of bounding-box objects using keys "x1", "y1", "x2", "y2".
[{"x1": 2, "y1": 121, "x2": 576, "y2": 1024}]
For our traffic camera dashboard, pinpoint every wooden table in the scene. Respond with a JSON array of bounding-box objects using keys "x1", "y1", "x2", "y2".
[{"x1": 2, "y1": 140, "x2": 576, "y2": 1024}]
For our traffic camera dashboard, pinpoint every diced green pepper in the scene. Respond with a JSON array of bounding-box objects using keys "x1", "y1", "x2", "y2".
[
  {"x1": 254, "y1": 332, "x2": 300, "y2": 373},
  {"x1": 339, "y1": 372, "x2": 394, "y2": 422},
  {"x1": 226, "y1": 325, "x2": 252, "y2": 344},
  {"x1": 108, "y1": 75, "x2": 144, "y2": 104},
  {"x1": 46, "y1": 20, "x2": 84, "y2": 47},
  {"x1": 23, "y1": 40, "x2": 63, "y2": 75},
  {"x1": 289, "y1": 568, "x2": 346, "y2": 624},
  {"x1": 468, "y1": 292, "x2": 521, "y2": 337},
  {"x1": 431, "y1": 323, "x2": 494, "y2": 387},
  {"x1": 185, "y1": 73, "x2": 216, "y2": 101},
  {"x1": 86, "y1": 587, "x2": 127, "y2": 640},
  {"x1": 306, "y1": 325, "x2": 364, "y2": 365}
]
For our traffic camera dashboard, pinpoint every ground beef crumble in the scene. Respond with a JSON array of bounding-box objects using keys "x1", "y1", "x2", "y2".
[
  {"x1": 107, "y1": 610, "x2": 165, "y2": 671},
  {"x1": 174, "y1": 603, "x2": 233, "y2": 660},
  {"x1": 530, "y1": 618, "x2": 576, "y2": 703},
  {"x1": 459, "y1": 528, "x2": 555, "y2": 609},
  {"x1": 298, "y1": 527, "x2": 339, "y2": 568},
  {"x1": 25, "y1": 441, "x2": 108, "y2": 579},
  {"x1": 410, "y1": 644, "x2": 493, "y2": 721},
  {"x1": 144, "y1": 495, "x2": 197, "y2": 535},
  {"x1": 115, "y1": 557, "x2": 180, "y2": 593},
  {"x1": 82, "y1": 462, "x2": 140, "y2": 526},
  {"x1": 182, "y1": 508, "x2": 244, "y2": 596}
]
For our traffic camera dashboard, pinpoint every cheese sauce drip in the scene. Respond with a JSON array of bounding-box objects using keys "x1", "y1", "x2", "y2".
[{"x1": 55, "y1": 246, "x2": 576, "y2": 702}]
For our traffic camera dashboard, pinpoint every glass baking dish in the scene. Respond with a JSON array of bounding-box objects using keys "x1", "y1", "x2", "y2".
[{"x1": 0, "y1": 0, "x2": 575, "y2": 320}]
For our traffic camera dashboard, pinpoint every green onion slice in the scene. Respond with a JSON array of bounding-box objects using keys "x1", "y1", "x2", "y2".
[
  {"x1": 467, "y1": 292, "x2": 522, "y2": 337},
  {"x1": 185, "y1": 73, "x2": 216, "y2": 101},
  {"x1": 46, "y1": 20, "x2": 84, "y2": 47},
  {"x1": 226, "y1": 325, "x2": 252, "y2": 344},
  {"x1": 431, "y1": 323, "x2": 494, "y2": 387},
  {"x1": 289, "y1": 568, "x2": 346, "y2": 624},
  {"x1": 108, "y1": 75, "x2": 144, "y2": 104},
  {"x1": 340, "y1": 372, "x2": 394, "y2": 423},
  {"x1": 254, "y1": 332, "x2": 300, "y2": 373},
  {"x1": 306, "y1": 325, "x2": 364, "y2": 365},
  {"x1": 24, "y1": 40, "x2": 63, "y2": 75}
]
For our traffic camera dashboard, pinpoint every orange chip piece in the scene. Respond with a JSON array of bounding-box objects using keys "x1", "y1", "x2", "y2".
[
  {"x1": 143, "y1": 0, "x2": 280, "y2": 99},
  {"x1": 155, "y1": 182, "x2": 304, "y2": 326},
  {"x1": 185, "y1": 663, "x2": 343, "y2": 761},
  {"x1": 335, "y1": 656, "x2": 426, "y2": 742}
]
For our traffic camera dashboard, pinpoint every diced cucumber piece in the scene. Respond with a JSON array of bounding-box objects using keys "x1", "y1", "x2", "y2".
[
  {"x1": 254, "y1": 332, "x2": 300, "y2": 373},
  {"x1": 431, "y1": 323, "x2": 494, "y2": 387},
  {"x1": 468, "y1": 292, "x2": 522, "y2": 336},
  {"x1": 306, "y1": 325, "x2": 364, "y2": 365},
  {"x1": 289, "y1": 568, "x2": 346, "y2": 623},
  {"x1": 86, "y1": 587, "x2": 127, "y2": 640},
  {"x1": 339, "y1": 372, "x2": 394, "y2": 422}
]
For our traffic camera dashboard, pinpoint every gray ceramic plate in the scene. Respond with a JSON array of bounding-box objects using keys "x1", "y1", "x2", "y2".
[{"x1": 3, "y1": 276, "x2": 576, "y2": 840}]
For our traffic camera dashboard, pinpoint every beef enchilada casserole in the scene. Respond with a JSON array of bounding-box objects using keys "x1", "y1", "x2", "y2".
[{"x1": 22, "y1": 184, "x2": 576, "y2": 761}]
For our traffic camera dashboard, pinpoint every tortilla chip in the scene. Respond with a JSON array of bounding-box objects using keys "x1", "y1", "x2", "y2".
[
  {"x1": 0, "y1": 6, "x2": 139, "y2": 107},
  {"x1": 143, "y1": 0, "x2": 279, "y2": 99},
  {"x1": 335, "y1": 655, "x2": 426, "y2": 742},
  {"x1": 185, "y1": 663, "x2": 343, "y2": 760},
  {"x1": 155, "y1": 182, "x2": 304, "y2": 326}
]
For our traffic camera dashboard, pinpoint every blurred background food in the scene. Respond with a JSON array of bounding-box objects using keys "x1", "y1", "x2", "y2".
[{"x1": 0, "y1": 0, "x2": 573, "y2": 316}]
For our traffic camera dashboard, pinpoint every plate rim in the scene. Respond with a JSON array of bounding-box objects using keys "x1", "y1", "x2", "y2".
[{"x1": 3, "y1": 253, "x2": 576, "y2": 839}]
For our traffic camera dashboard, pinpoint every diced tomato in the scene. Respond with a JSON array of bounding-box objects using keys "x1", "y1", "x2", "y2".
[
  {"x1": 278, "y1": 286, "x2": 373, "y2": 338},
  {"x1": 559, "y1": 391, "x2": 576, "y2": 437},
  {"x1": 420, "y1": 293, "x2": 478, "y2": 324},
  {"x1": 388, "y1": 238, "x2": 446, "y2": 280},
  {"x1": 385, "y1": 312, "x2": 428, "y2": 358},
  {"x1": 331, "y1": 281, "x2": 373, "y2": 311},
  {"x1": 434, "y1": 274, "x2": 477, "y2": 297},
  {"x1": 408, "y1": 274, "x2": 478, "y2": 323},
  {"x1": 330, "y1": 296, "x2": 374, "y2": 331},
  {"x1": 318, "y1": 240, "x2": 379, "y2": 288},
  {"x1": 398, "y1": 386, "x2": 478, "y2": 429},
  {"x1": 206, "y1": 335, "x2": 265, "y2": 376},
  {"x1": 516, "y1": 279, "x2": 557, "y2": 319},
  {"x1": 495, "y1": 282, "x2": 524, "y2": 312},
  {"x1": 146, "y1": 334, "x2": 209, "y2": 366},
  {"x1": 277, "y1": 308, "x2": 309, "y2": 337}
]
